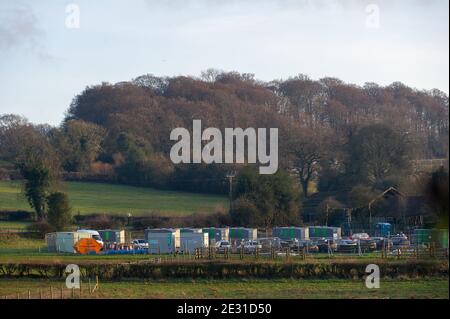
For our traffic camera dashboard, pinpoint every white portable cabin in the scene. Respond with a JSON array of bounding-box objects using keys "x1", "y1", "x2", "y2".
[
  {"x1": 145, "y1": 228, "x2": 180, "y2": 254},
  {"x1": 180, "y1": 230, "x2": 209, "y2": 253},
  {"x1": 46, "y1": 232, "x2": 92, "y2": 253}
]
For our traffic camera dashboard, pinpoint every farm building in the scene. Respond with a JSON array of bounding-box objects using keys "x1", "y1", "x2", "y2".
[{"x1": 145, "y1": 228, "x2": 180, "y2": 253}]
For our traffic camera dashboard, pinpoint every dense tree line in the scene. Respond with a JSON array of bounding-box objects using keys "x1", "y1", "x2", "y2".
[{"x1": 0, "y1": 70, "x2": 448, "y2": 226}]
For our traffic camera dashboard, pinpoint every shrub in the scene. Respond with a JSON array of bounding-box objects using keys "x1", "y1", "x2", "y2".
[
  {"x1": 82, "y1": 214, "x2": 125, "y2": 229},
  {"x1": 47, "y1": 192, "x2": 72, "y2": 231},
  {"x1": 27, "y1": 221, "x2": 53, "y2": 236}
]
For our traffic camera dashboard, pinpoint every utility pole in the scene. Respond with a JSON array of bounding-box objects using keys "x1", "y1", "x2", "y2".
[
  {"x1": 226, "y1": 171, "x2": 236, "y2": 215},
  {"x1": 347, "y1": 208, "x2": 353, "y2": 236}
]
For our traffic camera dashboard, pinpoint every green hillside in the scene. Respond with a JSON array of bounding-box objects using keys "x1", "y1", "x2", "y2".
[{"x1": 0, "y1": 181, "x2": 227, "y2": 216}]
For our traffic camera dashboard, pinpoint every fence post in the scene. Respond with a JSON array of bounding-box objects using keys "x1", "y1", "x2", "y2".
[
  {"x1": 50, "y1": 286, "x2": 53, "y2": 299},
  {"x1": 39, "y1": 289, "x2": 42, "y2": 299},
  {"x1": 28, "y1": 290, "x2": 31, "y2": 300},
  {"x1": 61, "y1": 286, "x2": 63, "y2": 299}
]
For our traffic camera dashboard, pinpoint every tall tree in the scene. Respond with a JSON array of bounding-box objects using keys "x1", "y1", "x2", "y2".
[
  {"x1": 15, "y1": 125, "x2": 60, "y2": 220},
  {"x1": 424, "y1": 167, "x2": 449, "y2": 228},
  {"x1": 290, "y1": 126, "x2": 332, "y2": 198},
  {"x1": 232, "y1": 166, "x2": 300, "y2": 228},
  {"x1": 47, "y1": 192, "x2": 72, "y2": 231},
  {"x1": 50, "y1": 120, "x2": 106, "y2": 173},
  {"x1": 346, "y1": 124, "x2": 412, "y2": 190}
]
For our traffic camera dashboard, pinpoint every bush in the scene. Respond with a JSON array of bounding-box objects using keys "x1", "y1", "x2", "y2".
[
  {"x1": 230, "y1": 196, "x2": 262, "y2": 227},
  {"x1": 47, "y1": 192, "x2": 72, "y2": 231},
  {"x1": 0, "y1": 211, "x2": 34, "y2": 221},
  {"x1": 27, "y1": 221, "x2": 53, "y2": 236},
  {"x1": 82, "y1": 214, "x2": 126, "y2": 229}
]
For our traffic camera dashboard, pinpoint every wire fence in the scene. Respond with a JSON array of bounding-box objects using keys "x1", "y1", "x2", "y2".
[
  {"x1": 0, "y1": 277, "x2": 99, "y2": 300},
  {"x1": 113, "y1": 241, "x2": 449, "y2": 264}
]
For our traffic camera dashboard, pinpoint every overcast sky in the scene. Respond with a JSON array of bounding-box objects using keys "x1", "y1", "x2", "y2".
[{"x1": 0, "y1": 0, "x2": 448, "y2": 125}]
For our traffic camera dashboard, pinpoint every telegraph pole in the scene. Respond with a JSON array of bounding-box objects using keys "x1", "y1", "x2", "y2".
[{"x1": 226, "y1": 171, "x2": 236, "y2": 215}]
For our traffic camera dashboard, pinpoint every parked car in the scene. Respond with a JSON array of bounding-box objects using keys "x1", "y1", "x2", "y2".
[
  {"x1": 351, "y1": 233, "x2": 370, "y2": 240},
  {"x1": 359, "y1": 239, "x2": 377, "y2": 252},
  {"x1": 317, "y1": 239, "x2": 337, "y2": 253},
  {"x1": 258, "y1": 237, "x2": 282, "y2": 250},
  {"x1": 301, "y1": 240, "x2": 320, "y2": 253},
  {"x1": 391, "y1": 234, "x2": 410, "y2": 247},
  {"x1": 239, "y1": 240, "x2": 262, "y2": 253},
  {"x1": 215, "y1": 240, "x2": 232, "y2": 253},
  {"x1": 132, "y1": 239, "x2": 148, "y2": 249},
  {"x1": 337, "y1": 239, "x2": 358, "y2": 253},
  {"x1": 280, "y1": 238, "x2": 300, "y2": 249},
  {"x1": 369, "y1": 237, "x2": 387, "y2": 250}
]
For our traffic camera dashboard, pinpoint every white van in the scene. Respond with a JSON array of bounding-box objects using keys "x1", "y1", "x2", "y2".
[{"x1": 77, "y1": 229, "x2": 104, "y2": 248}]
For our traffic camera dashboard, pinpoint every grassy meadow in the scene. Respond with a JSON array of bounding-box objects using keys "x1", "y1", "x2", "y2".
[
  {"x1": 0, "y1": 278, "x2": 447, "y2": 299},
  {"x1": 0, "y1": 180, "x2": 227, "y2": 217}
]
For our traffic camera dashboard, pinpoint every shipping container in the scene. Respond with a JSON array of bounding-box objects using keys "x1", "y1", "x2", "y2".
[
  {"x1": 180, "y1": 232, "x2": 209, "y2": 253},
  {"x1": 98, "y1": 230, "x2": 126, "y2": 244},
  {"x1": 46, "y1": 232, "x2": 92, "y2": 253},
  {"x1": 272, "y1": 227, "x2": 309, "y2": 240},
  {"x1": 145, "y1": 228, "x2": 180, "y2": 254},
  {"x1": 202, "y1": 227, "x2": 229, "y2": 244},
  {"x1": 308, "y1": 226, "x2": 341, "y2": 240},
  {"x1": 229, "y1": 227, "x2": 257, "y2": 243}
]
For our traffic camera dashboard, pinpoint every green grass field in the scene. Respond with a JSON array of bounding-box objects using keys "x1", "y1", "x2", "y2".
[
  {"x1": 0, "y1": 180, "x2": 227, "y2": 216},
  {"x1": 0, "y1": 278, "x2": 447, "y2": 299}
]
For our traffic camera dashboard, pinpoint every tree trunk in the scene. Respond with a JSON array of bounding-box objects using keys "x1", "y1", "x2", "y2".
[{"x1": 301, "y1": 179, "x2": 309, "y2": 198}]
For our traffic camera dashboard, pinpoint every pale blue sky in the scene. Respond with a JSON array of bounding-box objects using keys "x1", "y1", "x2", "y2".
[{"x1": 0, "y1": 0, "x2": 448, "y2": 125}]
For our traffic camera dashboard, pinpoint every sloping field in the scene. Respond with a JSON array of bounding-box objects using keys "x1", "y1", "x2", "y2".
[{"x1": 0, "y1": 181, "x2": 227, "y2": 216}]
